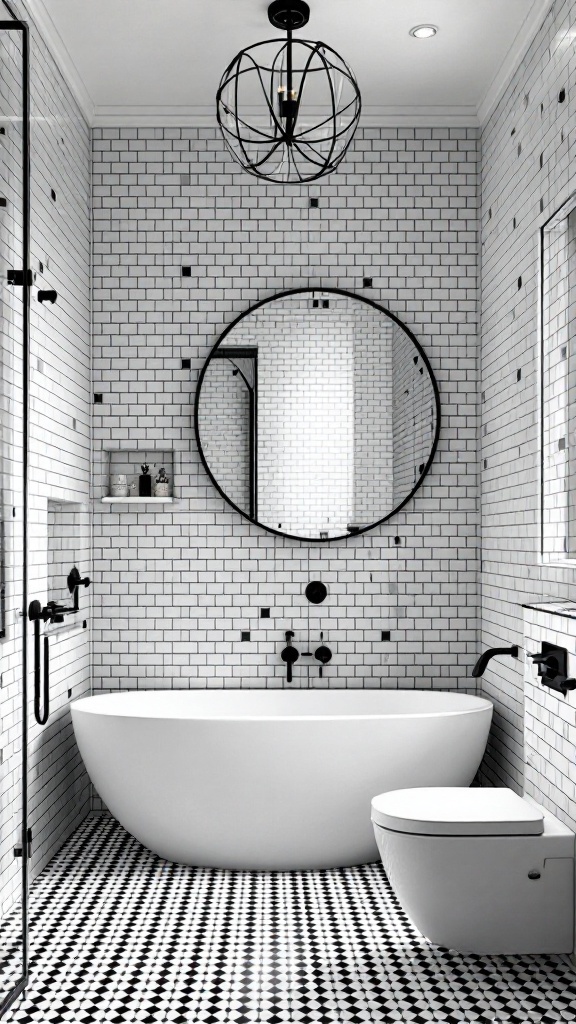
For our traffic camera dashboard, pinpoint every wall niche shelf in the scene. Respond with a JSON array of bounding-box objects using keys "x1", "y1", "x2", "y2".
[
  {"x1": 101, "y1": 449, "x2": 176, "y2": 503},
  {"x1": 101, "y1": 496, "x2": 174, "y2": 505}
]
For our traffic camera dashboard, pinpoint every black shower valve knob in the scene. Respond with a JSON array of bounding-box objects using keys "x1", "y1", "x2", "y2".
[
  {"x1": 37, "y1": 289, "x2": 57, "y2": 304},
  {"x1": 314, "y1": 644, "x2": 332, "y2": 665}
]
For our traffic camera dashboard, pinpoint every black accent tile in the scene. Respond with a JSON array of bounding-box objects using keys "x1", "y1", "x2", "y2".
[
  {"x1": 260, "y1": 608, "x2": 271, "y2": 618},
  {"x1": 181, "y1": 266, "x2": 192, "y2": 277},
  {"x1": 181, "y1": 358, "x2": 191, "y2": 369},
  {"x1": 559, "y1": 88, "x2": 566, "y2": 103},
  {"x1": 381, "y1": 630, "x2": 391, "y2": 641},
  {"x1": 363, "y1": 277, "x2": 373, "y2": 287},
  {"x1": 241, "y1": 631, "x2": 250, "y2": 641},
  {"x1": 309, "y1": 197, "x2": 319, "y2": 208},
  {"x1": 93, "y1": 393, "x2": 103, "y2": 404}
]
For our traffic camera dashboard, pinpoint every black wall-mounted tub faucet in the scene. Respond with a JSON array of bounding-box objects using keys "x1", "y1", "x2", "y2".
[
  {"x1": 472, "y1": 645, "x2": 519, "y2": 677},
  {"x1": 281, "y1": 630, "x2": 299, "y2": 683}
]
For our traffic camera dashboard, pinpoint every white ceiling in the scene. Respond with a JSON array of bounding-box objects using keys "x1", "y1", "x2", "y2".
[{"x1": 24, "y1": 0, "x2": 552, "y2": 127}]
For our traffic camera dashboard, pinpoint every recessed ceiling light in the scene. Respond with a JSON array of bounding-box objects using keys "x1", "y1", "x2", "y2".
[{"x1": 409, "y1": 24, "x2": 438, "y2": 39}]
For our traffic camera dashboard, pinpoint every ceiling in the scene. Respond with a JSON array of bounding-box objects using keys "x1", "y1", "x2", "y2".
[{"x1": 25, "y1": 0, "x2": 552, "y2": 127}]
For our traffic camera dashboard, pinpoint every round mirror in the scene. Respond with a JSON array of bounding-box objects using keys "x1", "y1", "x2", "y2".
[{"x1": 195, "y1": 289, "x2": 440, "y2": 542}]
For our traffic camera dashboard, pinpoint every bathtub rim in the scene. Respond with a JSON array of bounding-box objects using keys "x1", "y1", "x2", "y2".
[{"x1": 71, "y1": 689, "x2": 493, "y2": 723}]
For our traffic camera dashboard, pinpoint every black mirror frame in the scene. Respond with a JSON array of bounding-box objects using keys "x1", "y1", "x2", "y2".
[{"x1": 194, "y1": 287, "x2": 441, "y2": 543}]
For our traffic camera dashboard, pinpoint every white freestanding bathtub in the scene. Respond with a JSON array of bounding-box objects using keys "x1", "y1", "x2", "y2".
[{"x1": 72, "y1": 689, "x2": 493, "y2": 870}]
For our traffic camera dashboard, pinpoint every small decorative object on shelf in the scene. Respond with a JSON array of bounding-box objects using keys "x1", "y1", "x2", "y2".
[
  {"x1": 139, "y1": 464, "x2": 152, "y2": 497},
  {"x1": 154, "y1": 467, "x2": 171, "y2": 498},
  {"x1": 109, "y1": 473, "x2": 128, "y2": 498}
]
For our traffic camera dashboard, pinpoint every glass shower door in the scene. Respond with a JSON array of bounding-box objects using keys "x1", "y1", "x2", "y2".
[{"x1": 0, "y1": 4, "x2": 30, "y2": 1014}]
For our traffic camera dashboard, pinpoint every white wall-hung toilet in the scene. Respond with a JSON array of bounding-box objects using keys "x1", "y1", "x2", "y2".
[{"x1": 371, "y1": 787, "x2": 575, "y2": 955}]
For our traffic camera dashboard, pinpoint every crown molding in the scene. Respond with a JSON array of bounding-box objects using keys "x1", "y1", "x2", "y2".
[
  {"x1": 23, "y1": 0, "x2": 551, "y2": 132},
  {"x1": 477, "y1": 0, "x2": 553, "y2": 125},
  {"x1": 22, "y1": 0, "x2": 94, "y2": 125},
  {"x1": 92, "y1": 104, "x2": 479, "y2": 129}
]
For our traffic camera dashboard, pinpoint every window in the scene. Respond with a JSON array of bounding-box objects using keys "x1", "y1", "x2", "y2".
[{"x1": 541, "y1": 195, "x2": 576, "y2": 562}]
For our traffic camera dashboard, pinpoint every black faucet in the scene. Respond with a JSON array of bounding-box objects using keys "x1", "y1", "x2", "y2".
[
  {"x1": 527, "y1": 642, "x2": 576, "y2": 698},
  {"x1": 472, "y1": 645, "x2": 519, "y2": 677},
  {"x1": 281, "y1": 631, "x2": 299, "y2": 683},
  {"x1": 314, "y1": 643, "x2": 332, "y2": 678}
]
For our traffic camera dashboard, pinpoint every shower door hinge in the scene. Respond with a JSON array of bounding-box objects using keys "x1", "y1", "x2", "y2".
[
  {"x1": 13, "y1": 828, "x2": 32, "y2": 859},
  {"x1": 7, "y1": 268, "x2": 34, "y2": 287}
]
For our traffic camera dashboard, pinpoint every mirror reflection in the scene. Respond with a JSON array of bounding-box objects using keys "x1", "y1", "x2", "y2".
[{"x1": 196, "y1": 290, "x2": 439, "y2": 541}]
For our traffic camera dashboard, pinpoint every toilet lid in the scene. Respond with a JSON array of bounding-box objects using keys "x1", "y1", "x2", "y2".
[{"x1": 371, "y1": 787, "x2": 545, "y2": 836}]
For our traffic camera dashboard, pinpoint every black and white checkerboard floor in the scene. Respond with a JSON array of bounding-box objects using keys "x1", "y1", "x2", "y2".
[{"x1": 1, "y1": 816, "x2": 575, "y2": 1023}]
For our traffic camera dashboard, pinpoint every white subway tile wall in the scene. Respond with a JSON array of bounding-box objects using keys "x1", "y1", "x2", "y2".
[
  {"x1": 92, "y1": 125, "x2": 479, "y2": 698},
  {"x1": 0, "y1": 0, "x2": 91, "y2": 914},
  {"x1": 480, "y1": 0, "x2": 576, "y2": 804}
]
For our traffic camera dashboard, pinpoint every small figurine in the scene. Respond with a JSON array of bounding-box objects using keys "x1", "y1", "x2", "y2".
[
  {"x1": 139, "y1": 463, "x2": 152, "y2": 497},
  {"x1": 154, "y1": 467, "x2": 171, "y2": 498}
]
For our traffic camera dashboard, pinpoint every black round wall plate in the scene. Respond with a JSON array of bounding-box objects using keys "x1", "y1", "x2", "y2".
[{"x1": 305, "y1": 581, "x2": 327, "y2": 604}]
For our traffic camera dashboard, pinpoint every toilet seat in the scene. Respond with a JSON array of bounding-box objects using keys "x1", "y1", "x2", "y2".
[{"x1": 371, "y1": 787, "x2": 545, "y2": 836}]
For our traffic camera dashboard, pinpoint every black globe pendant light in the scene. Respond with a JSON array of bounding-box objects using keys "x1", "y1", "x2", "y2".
[{"x1": 216, "y1": 0, "x2": 361, "y2": 184}]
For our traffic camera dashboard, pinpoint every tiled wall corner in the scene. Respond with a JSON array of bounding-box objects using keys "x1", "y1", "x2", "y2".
[{"x1": 480, "y1": 0, "x2": 576, "y2": 795}]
